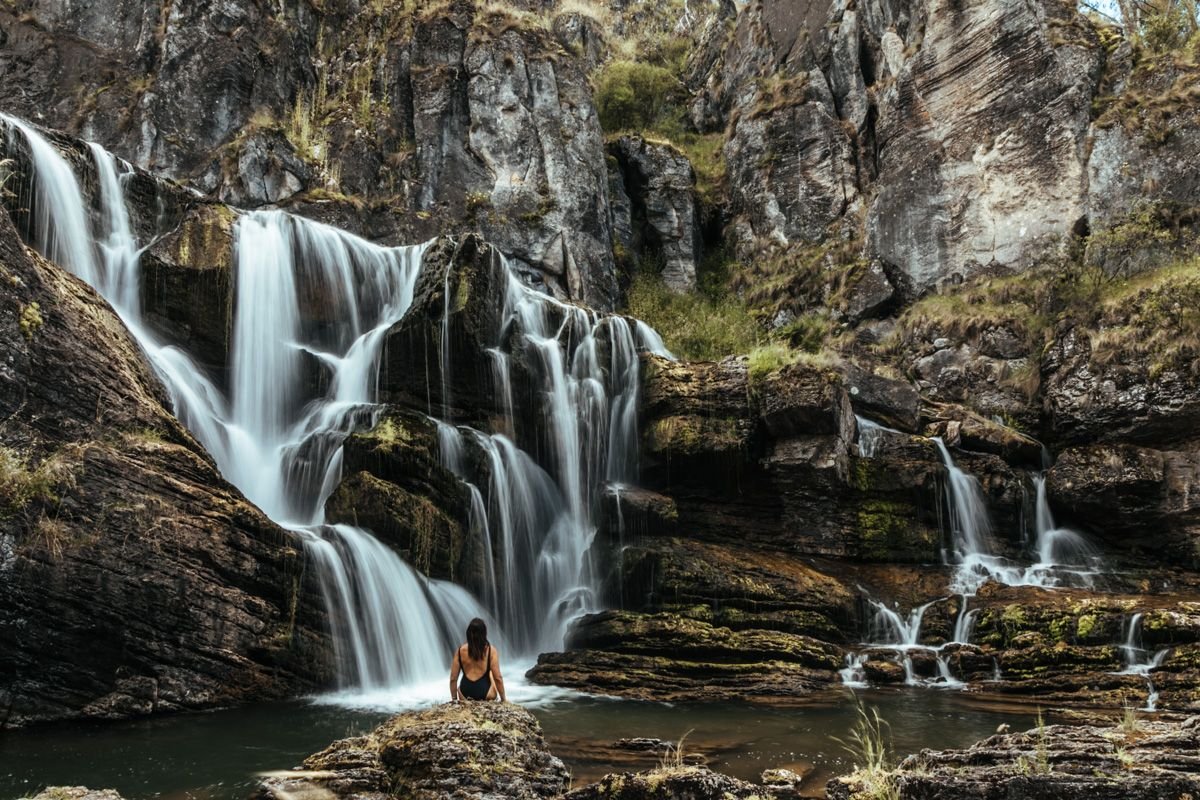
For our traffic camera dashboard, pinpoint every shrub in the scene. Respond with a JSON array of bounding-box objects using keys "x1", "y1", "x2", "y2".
[
  {"x1": 595, "y1": 60, "x2": 683, "y2": 134},
  {"x1": 626, "y1": 272, "x2": 761, "y2": 361}
]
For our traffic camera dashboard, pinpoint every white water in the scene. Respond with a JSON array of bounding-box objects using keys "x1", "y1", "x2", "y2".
[
  {"x1": 855, "y1": 415, "x2": 905, "y2": 458},
  {"x1": 1114, "y1": 613, "x2": 1171, "y2": 712},
  {"x1": 430, "y1": 256, "x2": 663, "y2": 654},
  {"x1": 3, "y1": 116, "x2": 498, "y2": 696},
  {"x1": 854, "y1": 599, "x2": 965, "y2": 688},
  {"x1": 933, "y1": 439, "x2": 1101, "y2": 593}
]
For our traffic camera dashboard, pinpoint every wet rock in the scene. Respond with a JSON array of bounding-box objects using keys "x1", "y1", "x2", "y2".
[
  {"x1": 381, "y1": 235, "x2": 512, "y2": 425},
  {"x1": 1046, "y1": 444, "x2": 1200, "y2": 565},
  {"x1": 565, "y1": 765, "x2": 768, "y2": 800},
  {"x1": 527, "y1": 609, "x2": 842, "y2": 703},
  {"x1": 609, "y1": 136, "x2": 702, "y2": 292},
  {"x1": 828, "y1": 717, "x2": 1200, "y2": 800},
  {"x1": 0, "y1": 210, "x2": 330, "y2": 727},
  {"x1": 598, "y1": 485, "x2": 679, "y2": 543},
  {"x1": 256, "y1": 702, "x2": 569, "y2": 800},
  {"x1": 139, "y1": 203, "x2": 237, "y2": 380}
]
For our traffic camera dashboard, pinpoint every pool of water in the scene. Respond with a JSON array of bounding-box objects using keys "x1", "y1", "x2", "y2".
[{"x1": 0, "y1": 682, "x2": 1038, "y2": 800}]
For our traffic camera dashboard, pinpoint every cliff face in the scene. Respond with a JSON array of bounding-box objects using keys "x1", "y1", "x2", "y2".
[
  {"x1": 0, "y1": 208, "x2": 332, "y2": 727},
  {"x1": 697, "y1": 0, "x2": 1199, "y2": 300}
]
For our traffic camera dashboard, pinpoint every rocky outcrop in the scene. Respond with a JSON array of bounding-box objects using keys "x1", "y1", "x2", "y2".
[
  {"x1": 609, "y1": 135, "x2": 703, "y2": 292},
  {"x1": 828, "y1": 717, "x2": 1200, "y2": 800},
  {"x1": 1047, "y1": 444, "x2": 1200, "y2": 566},
  {"x1": 0, "y1": 209, "x2": 330, "y2": 727},
  {"x1": 0, "y1": 0, "x2": 620, "y2": 306},
  {"x1": 256, "y1": 702, "x2": 570, "y2": 800},
  {"x1": 564, "y1": 766, "x2": 769, "y2": 800},
  {"x1": 21, "y1": 790, "x2": 125, "y2": 800}
]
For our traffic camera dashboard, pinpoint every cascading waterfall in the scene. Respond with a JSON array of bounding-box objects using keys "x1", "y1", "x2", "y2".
[
  {"x1": 933, "y1": 438, "x2": 1101, "y2": 593},
  {"x1": 2, "y1": 116, "x2": 496, "y2": 694},
  {"x1": 431, "y1": 255, "x2": 667, "y2": 654},
  {"x1": 1115, "y1": 613, "x2": 1171, "y2": 712}
]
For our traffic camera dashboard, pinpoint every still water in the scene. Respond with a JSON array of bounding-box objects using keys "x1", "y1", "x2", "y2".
[{"x1": 0, "y1": 682, "x2": 1037, "y2": 800}]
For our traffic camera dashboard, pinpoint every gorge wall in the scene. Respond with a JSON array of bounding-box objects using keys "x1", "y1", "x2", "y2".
[{"x1": 1, "y1": 0, "x2": 1199, "y2": 725}]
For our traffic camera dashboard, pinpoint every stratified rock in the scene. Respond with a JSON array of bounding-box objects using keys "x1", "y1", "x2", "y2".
[
  {"x1": 565, "y1": 765, "x2": 768, "y2": 800},
  {"x1": 256, "y1": 702, "x2": 570, "y2": 800},
  {"x1": 610, "y1": 136, "x2": 702, "y2": 292},
  {"x1": 528, "y1": 610, "x2": 841, "y2": 702},
  {"x1": 828, "y1": 717, "x2": 1200, "y2": 800},
  {"x1": 757, "y1": 361, "x2": 854, "y2": 441},
  {"x1": 865, "y1": 0, "x2": 1100, "y2": 295},
  {"x1": 0, "y1": 210, "x2": 329, "y2": 727},
  {"x1": 1046, "y1": 444, "x2": 1200, "y2": 565}
]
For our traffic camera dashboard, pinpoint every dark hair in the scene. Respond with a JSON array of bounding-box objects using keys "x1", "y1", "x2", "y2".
[{"x1": 466, "y1": 618, "x2": 488, "y2": 661}]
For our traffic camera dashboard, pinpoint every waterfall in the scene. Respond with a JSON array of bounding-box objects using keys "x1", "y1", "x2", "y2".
[
  {"x1": 427, "y1": 257, "x2": 659, "y2": 654},
  {"x1": 934, "y1": 439, "x2": 1100, "y2": 592},
  {"x1": 849, "y1": 599, "x2": 964, "y2": 689},
  {"x1": 1115, "y1": 613, "x2": 1171, "y2": 712},
  {"x1": 2, "y1": 116, "x2": 495, "y2": 693},
  {"x1": 855, "y1": 415, "x2": 905, "y2": 458}
]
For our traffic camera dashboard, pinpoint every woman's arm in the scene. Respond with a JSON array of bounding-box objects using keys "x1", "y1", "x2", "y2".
[
  {"x1": 490, "y1": 646, "x2": 507, "y2": 703},
  {"x1": 449, "y1": 647, "x2": 461, "y2": 701}
]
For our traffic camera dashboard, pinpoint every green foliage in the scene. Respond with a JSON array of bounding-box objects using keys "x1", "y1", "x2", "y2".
[
  {"x1": 18, "y1": 302, "x2": 43, "y2": 341},
  {"x1": 595, "y1": 60, "x2": 683, "y2": 133},
  {"x1": 1138, "y1": 0, "x2": 1200, "y2": 53},
  {"x1": 626, "y1": 271, "x2": 761, "y2": 361},
  {"x1": 0, "y1": 446, "x2": 69, "y2": 513},
  {"x1": 834, "y1": 698, "x2": 900, "y2": 800}
]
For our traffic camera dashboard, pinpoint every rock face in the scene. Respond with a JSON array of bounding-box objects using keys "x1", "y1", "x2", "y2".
[
  {"x1": 0, "y1": 0, "x2": 620, "y2": 307},
  {"x1": 0, "y1": 210, "x2": 330, "y2": 727},
  {"x1": 256, "y1": 702, "x2": 570, "y2": 800},
  {"x1": 828, "y1": 717, "x2": 1200, "y2": 800},
  {"x1": 564, "y1": 766, "x2": 770, "y2": 800},
  {"x1": 609, "y1": 136, "x2": 702, "y2": 292}
]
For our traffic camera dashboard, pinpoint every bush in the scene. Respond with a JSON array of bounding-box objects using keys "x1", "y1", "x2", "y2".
[
  {"x1": 595, "y1": 60, "x2": 683, "y2": 134},
  {"x1": 626, "y1": 272, "x2": 761, "y2": 361}
]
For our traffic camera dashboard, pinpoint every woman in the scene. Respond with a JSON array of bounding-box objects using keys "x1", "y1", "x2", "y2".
[{"x1": 449, "y1": 618, "x2": 507, "y2": 702}]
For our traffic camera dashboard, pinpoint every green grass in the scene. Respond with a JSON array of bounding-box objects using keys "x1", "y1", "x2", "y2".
[
  {"x1": 626, "y1": 272, "x2": 761, "y2": 361},
  {"x1": 834, "y1": 698, "x2": 900, "y2": 800},
  {"x1": 0, "y1": 446, "x2": 70, "y2": 513}
]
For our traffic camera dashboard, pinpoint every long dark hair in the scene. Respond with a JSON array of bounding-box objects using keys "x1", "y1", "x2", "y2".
[{"x1": 466, "y1": 618, "x2": 489, "y2": 661}]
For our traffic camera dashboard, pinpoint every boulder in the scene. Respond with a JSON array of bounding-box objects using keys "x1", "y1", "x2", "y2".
[{"x1": 256, "y1": 702, "x2": 570, "y2": 800}]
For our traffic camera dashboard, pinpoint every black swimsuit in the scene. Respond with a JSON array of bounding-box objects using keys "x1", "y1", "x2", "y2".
[{"x1": 458, "y1": 645, "x2": 492, "y2": 700}]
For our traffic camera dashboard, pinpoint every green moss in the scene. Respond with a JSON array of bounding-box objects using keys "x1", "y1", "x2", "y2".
[
  {"x1": 18, "y1": 302, "x2": 43, "y2": 341},
  {"x1": 0, "y1": 445, "x2": 71, "y2": 514},
  {"x1": 367, "y1": 417, "x2": 413, "y2": 451},
  {"x1": 645, "y1": 415, "x2": 743, "y2": 457},
  {"x1": 856, "y1": 500, "x2": 922, "y2": 560},
  {"x1": 1076, "y1": 613, "x2": 1098, "y2": 640}
]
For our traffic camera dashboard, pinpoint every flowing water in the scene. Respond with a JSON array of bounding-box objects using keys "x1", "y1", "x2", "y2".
[
  {"x1": 1, "y1": 114, "x2": 670, "y2": 697},
  {"x1": 1114, "y1": 613, "x2": 1171, "y2": 712}
]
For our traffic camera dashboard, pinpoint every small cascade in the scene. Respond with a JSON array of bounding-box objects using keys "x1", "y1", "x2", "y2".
[
  {"x1": 839, "y1": 653, "x2": 869, "y2": 689},
  {"x1": 934, "y1": 439, "x2": 1101, "y2": 592},
  {"x1": 855, "y1": 415, "x2": 904, "y2": 458},
  {"x1": 1115, "y1": 613, "x2": 1171, "y2": 712},
  {"x1": 842, "y1": 599, "x2": 965, "y2": 689},
  {"x1": 952, "y1": 596, "x2": 978, "y2": 645},
  {"x1": 3, "y1": 116, "x2": 494, "y2": 693}
]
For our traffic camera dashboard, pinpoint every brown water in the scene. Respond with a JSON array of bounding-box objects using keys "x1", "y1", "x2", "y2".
[{"x1": 0, "y1": 689, "x2": 1038, "y2": 799}]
